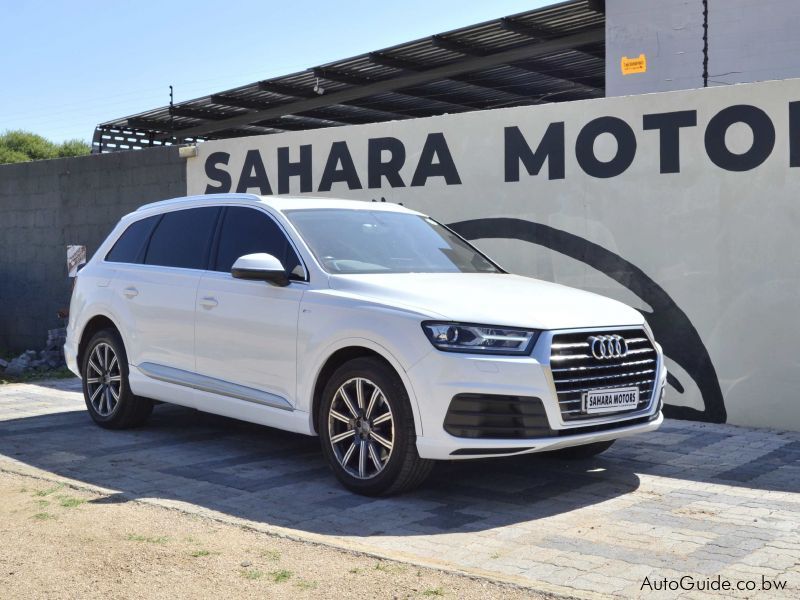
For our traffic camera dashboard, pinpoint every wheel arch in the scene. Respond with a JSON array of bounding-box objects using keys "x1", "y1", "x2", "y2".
[
  {"x1": 77, "y1": 314, "x2": 124, "y2": 370},
  {"x1": 309, "y1": 341, "x2": 423, "y2": 437}
]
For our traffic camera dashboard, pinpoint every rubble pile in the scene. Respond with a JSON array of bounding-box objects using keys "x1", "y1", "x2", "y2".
[{"x1": 0, "y1": 329, "x2": 67, "y2": 377}]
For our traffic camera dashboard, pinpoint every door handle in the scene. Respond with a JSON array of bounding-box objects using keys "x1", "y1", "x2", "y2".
[
  {"x1": 123, "y1": 286, "x2": 139, "y2": 299},
  {"x1": 199, "y1": 296, "x2": 218, "y2": 309}
]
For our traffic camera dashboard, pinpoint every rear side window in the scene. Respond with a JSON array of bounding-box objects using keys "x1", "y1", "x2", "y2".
[
  {"x1": 105, "y1": 215, "x2": 160, "y2": 264},
  {"x1": 144, "y1": 207, "x2": 220, "y2": 270},
  {"x1": 214, "y1": 207, "x2": 303, "y2": 278}
]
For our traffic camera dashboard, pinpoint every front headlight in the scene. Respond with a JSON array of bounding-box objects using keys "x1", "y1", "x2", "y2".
[{"x1": 421, "y1": 321, "x2": 539, "y2": 355}]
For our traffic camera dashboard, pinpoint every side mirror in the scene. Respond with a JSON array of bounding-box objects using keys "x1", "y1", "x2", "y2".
[{"x1": 231, "y1": 253, "x2": 290, "y2": 286}]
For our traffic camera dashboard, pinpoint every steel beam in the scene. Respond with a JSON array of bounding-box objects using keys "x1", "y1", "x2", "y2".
[
  {"x1": 212, "y1": 91, "x2": 406, "y2": 124},
  {"x1": 501, "y1": 18, "x2": 605, "y2": 61},
  {"x1": 211, "y1": 94, "x2": 272, "y2": 110},
  {"x1": 430, "y1": 34, "x2": 602, "y2": 92},
  {"x1": 500, "y1": 17, "x2": 562, "y2": 41},
  {"x1": 510, "y1": 59, "x2": 604, "y2": 90},
  {"x1": 250, "y1": 118, "x2": 327, "y2": 131},
  {"x1": 170, "y1": 106, "x2": 237, "y2": 121},
  {"x1": 364, "y1": 55, "x2": 535, "y2": 101},
  {"x1": 430, "y1": 35, "x2": 489, "y2": 56},
  {"x1": 126, "y1": 118, "x2": 171, "y2": 131},
  {"x1": 258, "y1": 81, "x2": 317, "y2": 98},
  {"x1": 369, "y1": 50, "x2": 598, "y2": 101}
]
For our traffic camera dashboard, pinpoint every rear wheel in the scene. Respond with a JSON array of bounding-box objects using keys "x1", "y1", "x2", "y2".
[
  {"x1": 546, "y1": 440, "x2": 615, "y2": 459},
  {"x1": 81, "y1": 329, "x2": 152, "y2": 429},
  {"x1": 319, "y1": 357, "x2": 433, "y2": 496}
]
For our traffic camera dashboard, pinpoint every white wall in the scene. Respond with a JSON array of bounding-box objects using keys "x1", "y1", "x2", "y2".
[
  {"x1": 605, "y1": 0, "x2": 704, "y2": 96},
  {"x1": 606, "y1": 0, "x2": 800, "y2": 96},
  {"x1": 187, "y1": 78, "x2": 800, "y2": 431},
  {"x1": 708, "y1": 0, "x2": 800, "y2": 86}
]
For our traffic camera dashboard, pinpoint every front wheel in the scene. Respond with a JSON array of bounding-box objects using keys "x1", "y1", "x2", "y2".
[
  {"x1": 318, "y1": 357, "x2": 433, "y2": 496},
  {"x1": 81, "y1": 329, "x2": 152, "y2": 429},
  {"x1": 546, "y1": 439, "x2": 615, "y2": 459}
]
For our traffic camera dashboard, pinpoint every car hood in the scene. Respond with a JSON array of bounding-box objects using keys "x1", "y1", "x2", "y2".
[{"x1": 328, "y1": 273, "x2": 644, "y2": 330}]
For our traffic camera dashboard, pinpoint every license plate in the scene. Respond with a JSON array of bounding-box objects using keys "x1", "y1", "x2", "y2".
[{"x1": 583, "y1": 387, "x2": 639, "y2": 414}]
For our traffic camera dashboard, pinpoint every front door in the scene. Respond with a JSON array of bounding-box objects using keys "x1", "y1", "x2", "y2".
[{"x1": 194, "y1": 206, "x2": 306, "y2": 407}]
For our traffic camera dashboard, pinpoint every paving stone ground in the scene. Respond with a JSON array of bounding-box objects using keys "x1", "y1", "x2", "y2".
[{"x1": 1, "y1": 379, "x2": 798, "y2": 599}]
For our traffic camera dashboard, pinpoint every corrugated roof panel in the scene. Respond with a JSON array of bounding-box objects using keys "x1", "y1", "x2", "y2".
[{"x1": 94, "y1": 0, "x2": 605, "y2": 151}]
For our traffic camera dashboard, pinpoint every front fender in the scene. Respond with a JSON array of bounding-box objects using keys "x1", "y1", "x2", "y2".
[
  {"x1": 296, "y1": 292, "x2": 435, "y2": 436},
  {"x1": 300, "y1": 336, "x2": 429, "y2": 437}
]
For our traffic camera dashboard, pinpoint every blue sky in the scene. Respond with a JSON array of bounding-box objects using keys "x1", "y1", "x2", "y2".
[{"x1": 1, "y1": 0, "x2": 551, "y2": 143}]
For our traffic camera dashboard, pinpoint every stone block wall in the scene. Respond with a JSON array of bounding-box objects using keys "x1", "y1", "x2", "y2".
[{"x1": 0, "y1": 147, "x2": 186, "y2": 352}]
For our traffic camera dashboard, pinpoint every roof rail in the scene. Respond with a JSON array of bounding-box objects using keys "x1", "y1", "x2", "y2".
[{"x1": 136, "y1": 193, "x2": 261, "y2": 211}]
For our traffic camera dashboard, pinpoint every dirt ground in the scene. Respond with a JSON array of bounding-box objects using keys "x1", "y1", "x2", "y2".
[{"x1": 0, "y1": 471, "x2": 546, "y2": 599}]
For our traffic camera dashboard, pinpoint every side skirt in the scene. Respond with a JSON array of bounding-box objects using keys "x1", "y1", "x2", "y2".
[
  {"x1": 129, "y1": 363, "x2": 315, "y2": 436},
  {"x1": 138, "y1": 362, "x2": 293, "y2": 411}
]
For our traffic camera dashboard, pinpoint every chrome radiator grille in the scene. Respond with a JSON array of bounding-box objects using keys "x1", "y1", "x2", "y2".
[{"x1": 549, "y1": 328, "x2": 657, "y2": 421}]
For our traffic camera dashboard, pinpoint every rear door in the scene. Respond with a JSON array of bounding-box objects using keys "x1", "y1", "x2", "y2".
[
  {"x1": 110, "y1": 206, "x2": 220, "y2": 373},
  {"x1": 195, "y1": 206, "x2": 306, "y2": 406}
]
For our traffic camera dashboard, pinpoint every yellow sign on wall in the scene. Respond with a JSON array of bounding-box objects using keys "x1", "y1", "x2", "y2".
[{"x1": 621, "y1": 54, "x2": 647, "y2": 75}]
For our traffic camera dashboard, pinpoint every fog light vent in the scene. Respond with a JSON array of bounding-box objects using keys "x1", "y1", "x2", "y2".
[{"x1": 443, "y1": 394, "x2": 554, "y2": 439}]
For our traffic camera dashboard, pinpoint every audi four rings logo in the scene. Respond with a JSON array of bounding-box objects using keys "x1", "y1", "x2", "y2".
[{"x1": 588, "y1": 335, "x2": 629, "y2": 359}]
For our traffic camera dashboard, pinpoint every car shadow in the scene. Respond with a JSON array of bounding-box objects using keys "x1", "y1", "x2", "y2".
[
  {"x1": 2, "y1": 380, "x2": 798, "y2": 537},
  {"x1": 0, "y1": 398, "x2": 643, "y2": 536}
]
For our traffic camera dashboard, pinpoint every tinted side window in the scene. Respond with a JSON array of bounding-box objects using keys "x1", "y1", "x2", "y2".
[
  {"x1": 106, "y1": 215, "x2": 160, "y2": 264},
  {"x1": 215, "y1": 207, "x2": 302, "y2": 278},
  {"x1": 144, "y1": 207, "x2": 220, "y2": 269}
]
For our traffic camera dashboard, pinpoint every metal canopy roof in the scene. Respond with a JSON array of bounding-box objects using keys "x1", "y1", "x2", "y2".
[{"x1": 93, "y1": 0, "x2": 605, "y2": 152}]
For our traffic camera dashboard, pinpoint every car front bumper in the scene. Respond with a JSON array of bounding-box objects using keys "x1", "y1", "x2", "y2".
[
  {"x1": 407, "y1": 329, "x2": 666, "y2": 461},
  {"x1": 416, "y1": 411, "x2": 663, "y2": 460}
]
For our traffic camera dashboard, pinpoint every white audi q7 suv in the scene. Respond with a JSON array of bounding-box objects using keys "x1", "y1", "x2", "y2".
[{"x1": 65, "y1": 193, "x2": 666, "y2": 495}]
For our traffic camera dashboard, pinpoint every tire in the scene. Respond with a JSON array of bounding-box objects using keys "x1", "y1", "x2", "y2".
[
  {"x1": 546, "y1": 439, "x2": 615, "y2": 459},
  {"x1": 81, "y1": 329, "x2": 152, "y2": 429},
  {"x1": 318, "y1": 357, "x2": 433, "y2": 496}
]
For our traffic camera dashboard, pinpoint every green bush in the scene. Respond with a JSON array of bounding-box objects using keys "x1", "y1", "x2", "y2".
[
  {"x1": 58, "y1": 138, "x2": 92, "y2": 158},
  {"x1": 0, "y1": 130, "x2": 91, "y2": 164},
  {"x1": 0, "y1": 146, "x2": 30, "y2": 164}
]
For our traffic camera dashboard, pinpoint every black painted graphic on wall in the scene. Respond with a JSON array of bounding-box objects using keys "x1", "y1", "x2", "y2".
[{"x1": 448, "y1": 217, "x2": 727, "y2": 424}]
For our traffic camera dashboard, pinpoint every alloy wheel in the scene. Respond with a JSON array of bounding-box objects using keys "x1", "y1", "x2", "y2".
[
  {"x1": 328, "y1": 377, "x2": 395, "y2": 480},
  {"x1": 85, "y1": 342, "x2": 122, "y2": 417}
]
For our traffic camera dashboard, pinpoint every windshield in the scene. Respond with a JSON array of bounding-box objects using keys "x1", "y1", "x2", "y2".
[{"x1": 285, "y1": 209, "x2": 502, "y2": 275}]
